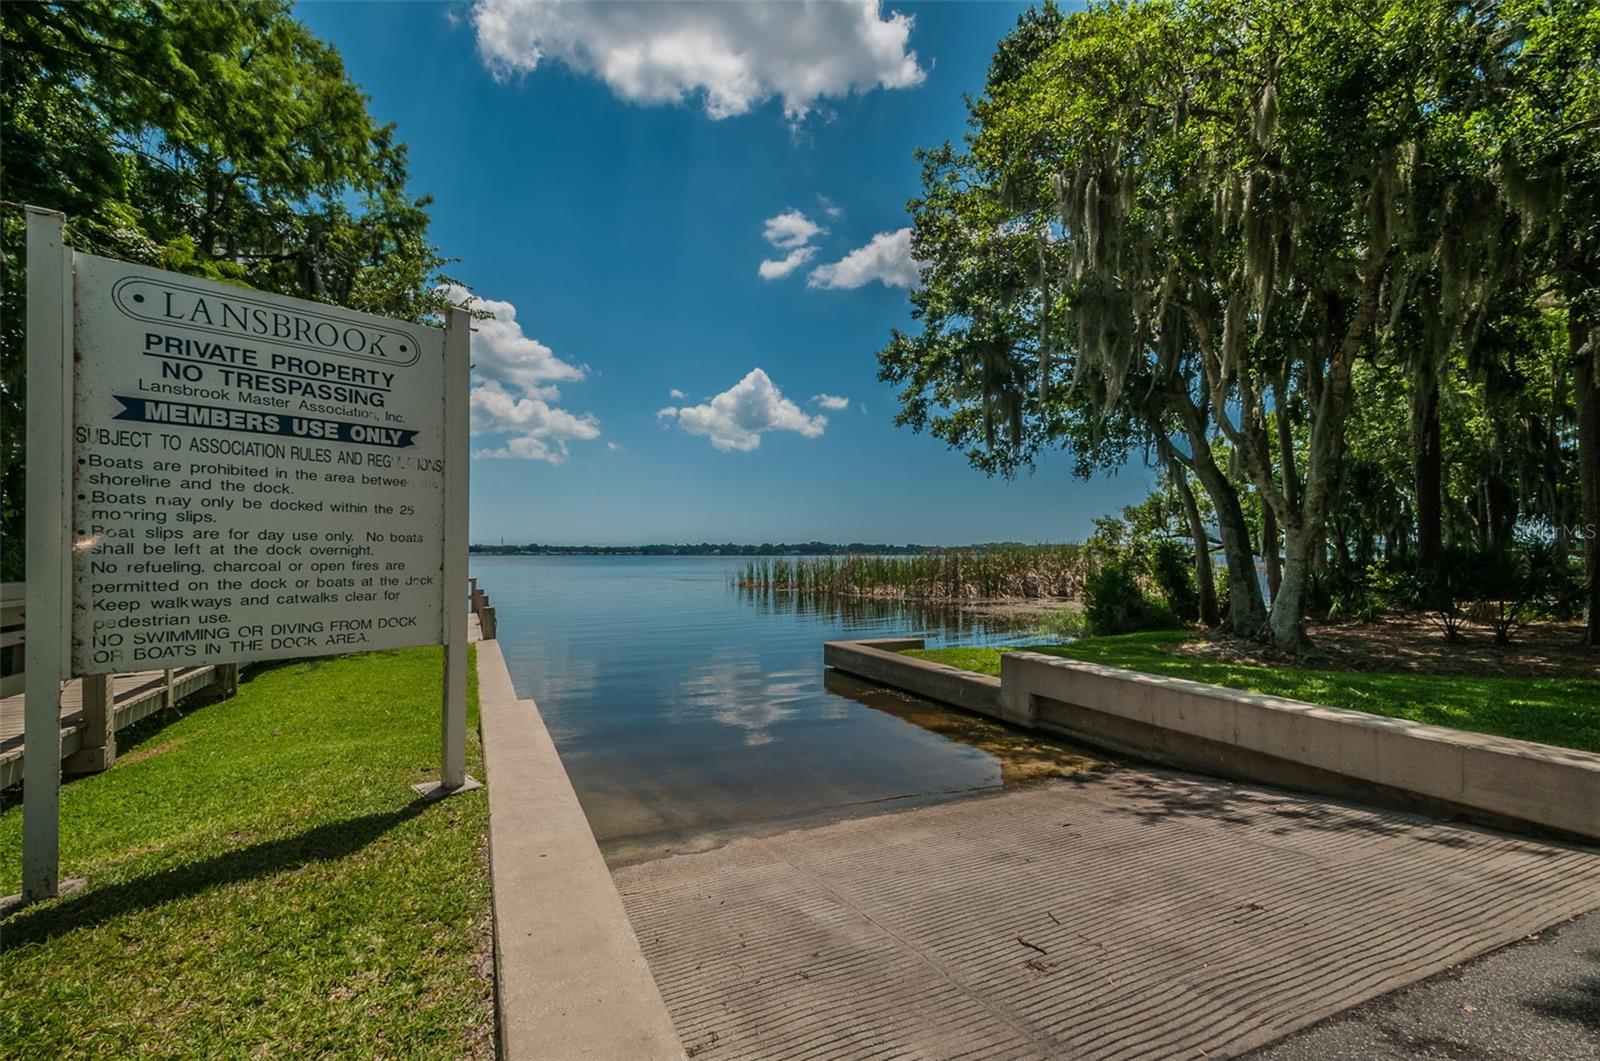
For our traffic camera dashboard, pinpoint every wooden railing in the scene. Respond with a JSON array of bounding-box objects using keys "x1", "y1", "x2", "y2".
[
  {"x1": 468, "y1": 576, "x2": 497, "y2": 640},
  {"x1": 3, "y1": 579, "x2": 484, "y2": 785},
  {"x1": 1, "y1": 581, "x2": 24, "y2": 698}
]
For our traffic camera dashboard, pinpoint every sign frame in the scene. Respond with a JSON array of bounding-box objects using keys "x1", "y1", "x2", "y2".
[{"x1": 17, "y1": 207, "x2": 475, "y2": 904}]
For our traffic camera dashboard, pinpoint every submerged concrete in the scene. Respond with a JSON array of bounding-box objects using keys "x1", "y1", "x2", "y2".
[
  {"x1": 476, "y1": 639, "x2": 684, "y2": 1060},
  {"x1": 616, "y1": 768, "x2": 1600, "y2": 1060},
  {"x1": 823, "y1": 637, "x2": 1000, "y2": 716}
]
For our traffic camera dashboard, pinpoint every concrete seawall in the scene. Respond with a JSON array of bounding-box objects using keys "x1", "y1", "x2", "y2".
[
  {"x1": 821, "y1": 637, "x2": 1000, "y2": 715},
  {"x1": 825, "y1": 638, "x2": 1600, "y2": 842},
  {"x1": 475, "y1": 639, "x2": 684, "y2": 1059}
]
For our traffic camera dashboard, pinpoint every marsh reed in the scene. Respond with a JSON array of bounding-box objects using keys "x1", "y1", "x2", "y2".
[{"x1": 734, "y1": 546, "x2": 1084, "y2": 602}]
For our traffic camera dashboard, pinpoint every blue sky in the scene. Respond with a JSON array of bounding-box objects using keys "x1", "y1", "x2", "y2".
[{"x1": 297, "y1": 1, "x2": 1152, "y2": 545}]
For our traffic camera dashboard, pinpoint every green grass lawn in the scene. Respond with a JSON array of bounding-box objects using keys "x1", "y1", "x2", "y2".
[
  {"x1": 910, "y1": 632, "x2": 1600, "y2": 754},
  {"x1": 0, "y1": 647, "x2": 492, "y2": 1058}
]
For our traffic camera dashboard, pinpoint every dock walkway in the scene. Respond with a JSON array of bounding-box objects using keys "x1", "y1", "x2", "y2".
[
  {"x1": 0, "y1": 667, "x2": 219, "y2": 789},
  {"x1": 1, "y1": 614, "x2": 484, "y2": 791}
]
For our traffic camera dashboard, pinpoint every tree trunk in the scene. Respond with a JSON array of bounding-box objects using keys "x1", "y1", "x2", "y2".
[
  {"x1": 1168, "y1": 456, "x2": 1219, "y2": 627},
  {"x1": 1573, "y1": 310, "x2": 1599, "y2": 646},
  {"x1": 1259, "y1": 391, "x2": 1286, "y2": 603},
  {"x1": 1161, "y1": 391, "x2": 1268, "y2": 637},
  {"x1": 1269, "y1": 525, "x2": 1315, "y2": 646},
  {"x1": 1483, "y1": 476, "x2": 1516, "y2": 552},
  {"x1": 1254, "y1": 267, "x2": 1381, "y2": 649},
  {"x1": 1189, "y1": 451, "x2": 1267, "y2": 636},
  {"x1": 1261, "y1": 501, "x2": 1281, "y2": 602},
  {"x1": 1411, "y1": 356, "x2": 1442, "y2": 585}
]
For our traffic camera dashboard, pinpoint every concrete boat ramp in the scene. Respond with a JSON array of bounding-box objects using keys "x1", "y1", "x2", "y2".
[
  {"x1": 473, "y1": 633, "x2": 1599, "y2": 1058},
  {"x1": 614, "y1": 767, "x2": 1600, "y2": 1059}
]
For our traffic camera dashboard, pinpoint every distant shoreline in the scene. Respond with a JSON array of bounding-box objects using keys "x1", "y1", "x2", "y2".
[{"x1": 469, "y1": 542, "x2": 1070, "y2": 557}]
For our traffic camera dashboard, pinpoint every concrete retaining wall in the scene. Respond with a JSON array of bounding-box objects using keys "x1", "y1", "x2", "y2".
[
  {"x1": 825, "y1": 639, "x2": 1600, "y2": 842},
  {"x1": 476, "y1": 639, "x2": 685, "y2": 1059},
  {"x1": 822, "y1": 638, "x2": 999, "y2": 716}
]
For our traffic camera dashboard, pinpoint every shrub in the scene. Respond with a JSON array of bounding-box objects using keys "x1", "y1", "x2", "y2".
[
  {"x1": 1083, "y1": 560, "x2": 1178, "y2": 635},
  {"x1": 1426, "y1": 544, "x2": 1480, "y2": 642},
  {"x1": 1463, "y1": 537, "x2": 1581, "y2": 644},
  {"x1": 1425, "y1": 538, "x2": 1580, "y2": 645},
  {"x1": 1145, "y1": 539, "x2": 1199, "y2": 622},
  {"x1": 1321, "y1": 561, "x2": 1420, "y2": 624}
]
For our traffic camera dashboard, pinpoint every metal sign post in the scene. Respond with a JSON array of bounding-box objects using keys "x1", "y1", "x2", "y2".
[
  {"x1": 415, "y1": 306, "x2": 478, "y2": 800},
  {"x1": 22, "y1": 207, "x2": 74, "y2": 902}
]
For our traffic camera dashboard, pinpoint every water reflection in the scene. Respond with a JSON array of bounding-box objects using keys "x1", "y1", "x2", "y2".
[
  {"x1": 474, "y1": 554, "x2": 1101, "y2": 865},
  {"x1": 672, "y1": 653, "x2": 809, "y2": 747}
]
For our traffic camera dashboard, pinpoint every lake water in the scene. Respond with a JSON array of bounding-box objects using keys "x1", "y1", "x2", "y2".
[{"x1": 471, "y1": 554, "x2": 1107, "y2": 864}]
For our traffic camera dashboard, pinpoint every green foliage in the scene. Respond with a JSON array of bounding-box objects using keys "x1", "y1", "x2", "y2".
[
  {"x1": 1083, "y1": 559, "x2": 1179, "y2": 636},
  {"x1": 1081, "y1": 499, "x2": 1204, "y2": 625},
  {"x1": 1464, "y1": 537, "x2": 1584, "y2": 644},
  {"x1": 878, "y1": 0, "x2": 1600, "y2": 647},
  {"x1": 1422, "y1": 537, "x2": 1584, "y2": 643},
  {"x1": 1145, "y1": 539, "x2": 1200, "y2": 623},
  {"x1": 1320, "y1": 561, "x2": 1421, "y2": 625},
  {"x1": 0, "y1": 0, "x2": 468, "y2": 579}
]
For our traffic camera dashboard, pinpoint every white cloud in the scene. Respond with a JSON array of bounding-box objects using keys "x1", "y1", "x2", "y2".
[
  {"x1": 818, "y1": 195, "x2": 845, "y2": 220},
  {"x1": 763, "y1": 209, "x2": 823, "y2": 250},
  {"x1": 443, "y1": 284, "x2": 600, "y2": 463},
  {"x1": 758, "y1": 245, "x2": 819, "y2": 280},
  {"x1": 440, "y1": 283, "x2": 585, "y2": 392},
  {"x1": 607, "y1": 441, "x2": 625, "y2": 452},
  {"x1": 471, "y1": 379, "x2": 600, "y2": 462},
  {"x1": 759, "y1": 209, "x2": 825, "y2": 280},
  {"x1": 658, "y1": 368, "x2": 826, "y2": 452},
  {"x1": 475, "y1": 435, "x2": 572, "y2": 462},
  {"x1": 472, "y1": 0, "x2": 925, "y2": 122},
  {"x1": 668, "y1": 388, "x2": 687, "y2": 400},
  {"x1": 807, "y1": 227, "x2": 921, "y2": 289},
  {"x1": 811, "y1": 393, "x2": 850, "y2": 411}
]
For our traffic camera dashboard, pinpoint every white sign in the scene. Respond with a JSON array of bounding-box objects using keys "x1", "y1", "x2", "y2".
[
  {"x1": 70, "y1": 254, "x2": 448, "y2": 673},
  {"x1": 20, "y1": 208, "x2": 470, "y2": 904}
]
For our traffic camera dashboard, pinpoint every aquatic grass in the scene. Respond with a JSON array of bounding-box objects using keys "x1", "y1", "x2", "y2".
[
  {"x1": 1034, "y1": 606, "x2": 1088, "y2": 640},
  {"x1": 736, "y1": 545, "x2": 1085, "y2": 602}
]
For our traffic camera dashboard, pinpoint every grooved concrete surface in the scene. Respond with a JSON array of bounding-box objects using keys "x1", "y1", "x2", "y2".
[{"x1": 614, "y1": 770, "x2": 1600, "y2": 1060}]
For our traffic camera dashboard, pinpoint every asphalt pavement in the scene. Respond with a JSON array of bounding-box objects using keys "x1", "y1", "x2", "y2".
[{"x1": 1250, "y1": 909, "x2": 1600, "y2": 1059}]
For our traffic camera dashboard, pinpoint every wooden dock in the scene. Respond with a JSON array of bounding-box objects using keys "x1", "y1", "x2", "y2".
[
  {"x1": 2, "y1": 614, "x2": 485, "y2": 790},
  {"x1": 0, "y1": 666, "x2": 222, "y2": 789},
  {"x1": 0, "y1": 578, "x2": 489, "y2": 791}
]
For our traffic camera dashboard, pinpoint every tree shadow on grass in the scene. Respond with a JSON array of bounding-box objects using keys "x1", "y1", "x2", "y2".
[
  {"x1": 1, "y1": 657, "x2": 361, "y2": 811},
  {"x1": 1, "y1": 691, "x2": 223, "y2": 813},
  {"x1": 1, "y1": 799, "x2": 433, "y2": 949}
]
